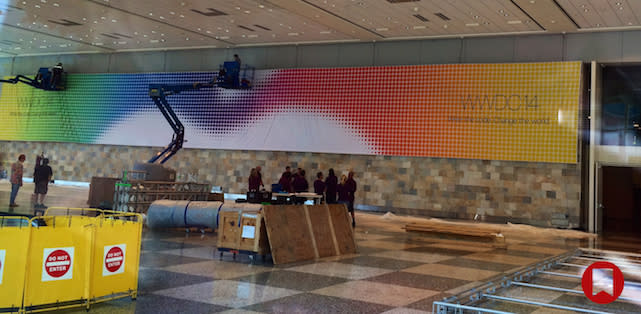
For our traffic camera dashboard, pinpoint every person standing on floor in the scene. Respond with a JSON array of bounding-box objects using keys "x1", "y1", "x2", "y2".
[
  {"x1": 278, "y1": 169, "x2": 293, "y2": 193},
  {"x1": 292, "y1": 169, "x2": 309, "y2": 204},
  {"x1": 337, "y1": 174, "x2": 349, "y2": 206},
  {"x1": 248, "y1": 168, "x2": 261, "y2": 192},
  {"x1": 255, "y1": 165, "x2": 265, "y2": 190},
  {"x1": 33, "y1": 158, "x2": 53, "y2": 208},
  {"x1": 325, "y1": 168, "x2": 338, "y2": 204},
  {"x1": 345, "y1": 171, "x2": 357, "y2": 228},
  {"x1": 9, "y1": 154, "x2": 26, "y2": 207},
  {"x1": 314, "y1": 171, "x2": 326, "y2": 202}
]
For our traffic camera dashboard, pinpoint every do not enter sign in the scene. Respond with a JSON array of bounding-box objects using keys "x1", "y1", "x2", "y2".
[
  {"x1": 103, "y1": 244, "x2": 126, "y2": 276},
  {"x1": 42, "y1": 247, "x2": 74, "y2": 281}
]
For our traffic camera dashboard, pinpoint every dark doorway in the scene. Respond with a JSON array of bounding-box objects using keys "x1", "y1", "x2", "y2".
[{"x1": 602, "y1": 166, "x2": 641, "y2": 237}]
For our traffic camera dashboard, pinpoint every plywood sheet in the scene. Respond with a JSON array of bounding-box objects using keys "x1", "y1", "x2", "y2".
[
  {"x1": 263, "y1": 205, "x2": 316, "y2": 264},
  {"x1": 217, "y1": 211, "x2": 241, "y2": 249},
  {"x1": 306, "y1": 205, "x2": 337, "y2": 258},
  {"x1": 327, "y1": 204, "x2": 357, "y2": 254}
]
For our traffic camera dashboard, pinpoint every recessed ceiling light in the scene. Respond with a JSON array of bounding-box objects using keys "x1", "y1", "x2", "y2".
[
  {"x1": 35, "y1": 4, "x2": 40, "y2": 8},
  {"x1": 443, "y1": 24, "x2": 448, "y2": 29},
  {"x1": 551, "y1": 20, "x2": 556, "y2": 23},
  {"x1": 529, "y1": 0, "x2": 535, "y2": 3},
  {"x1": 179, "y1": 14, "x2": 184, "y2": 18},
  {"x1": 288, "y1": 32, "x2": 299, "y2": 36},
  {"x1": 413, "y1": 7, "x2": 418, "y2": 12},
  {"x1": 474, "y1": 15, "x2": 479, "y2": 19},
  {"x1": 413, "y1": 25, "x2": 426, "y2": 29},
  {"x1": 465, "y1": 23, "x2": 479, "y2": 27},
  {"x1": 244, "y1": 10, "x2": 250, "y2": 14},
  {"x1": 584, "y1": 9, "x2": 588, "y2": 12},
  {"x1": 596, "y1": 23, "x2": 601, "y2": 27},
  {"x1": 616, "y1": 2, "x2": 622, "y2": 5},
  {"x1": 94, "y1": 43, "x2": 105, "y2": 46},
  {"x1": 159, "y1": 16, "x2": 165, "y2": 19},
  {"x1": 259, "y1": 5, "x2": 264, "y2": 8},
  {"x1": 619, "y1": 7, "x2": 624, "y2": 10},
  {"x1": 507, "y1": 20, "x2": 522, "y2": 24},
  {"x1": 170, "y1": 11, "x2": 175, "y2": 15},
  {"x1": 111, "y1": 19, "x2": 117, "y2": 22},
  {"x1": 499, "y1": 9, "x2": 504, "y2": 13},
  {"x1": 247, "y1": 34, "x2": 258, "y2": 38},
  {"x1": 53, "y1": 3, "x2": 59, "y2": 6},
  {"x1": 185, "y1": 37, "x2": 189, "y2": 40},
  {"x1": 148, "y1": 13, "x2": 153, "y2": 16},
  {"x1": 150, "y1": 40, "x2": 159, "y2": 43},
  {"x1": 376, "y1": 27, "x2": 388, "y2": 31},
  {"x1": 320, "y1": 30, "x2": 331, "y2": 34}
]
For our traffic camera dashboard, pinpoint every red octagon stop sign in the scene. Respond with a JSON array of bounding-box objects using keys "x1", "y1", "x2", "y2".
[
  {"x1": 105, "y1": 246, "x2": 124, "y2": 273},
  {"x1": 582, "y1": 261, "x2": 625, "y2": 304},
  {"x1": 45, "y1": 249, "x2": 71, "y2": 278}
]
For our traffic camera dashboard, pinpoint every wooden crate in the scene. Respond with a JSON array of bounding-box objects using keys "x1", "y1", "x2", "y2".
[
  {"x1": 87, "y1": 177, "x2": 120, "y2": 208},
  {"x1": 217, "y1": 210, "x2": 269, "y2": 255},
  {"x1": 238, "y1": 212, "x2": 270, "y2": 255},
  {"x1": 217, "y1": 211, "x2": 241, "y2": 250}
]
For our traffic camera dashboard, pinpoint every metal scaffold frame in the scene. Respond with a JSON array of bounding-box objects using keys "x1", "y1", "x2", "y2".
[{"x1": 433, "y1": 248, "x2": 641, "y2": 314}]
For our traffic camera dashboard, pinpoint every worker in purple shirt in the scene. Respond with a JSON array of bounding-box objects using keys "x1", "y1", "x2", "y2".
[
  {"x1": 325, "y1": 168, "x2": 338, "y2": 204},
  {"x1": 314, "y1": 172, "x2": 326, "y2": 202},
  {"x1": 344, "y1": 171, "x2": 357, "y2": 228}
]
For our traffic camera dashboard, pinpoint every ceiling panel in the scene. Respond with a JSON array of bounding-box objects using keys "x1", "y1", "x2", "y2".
[
  {"x1": 556, "y1": 0, "x2": 641, "y2": 29},
  {"x1": 304, "y1": 0, "x2": 542, "y2": 39},
  {"x1": 1, "y1": 0, "x2": 640, "y2": 56},
  {"x1": 102, "y1": 0, "x2": 353, "y2": 45}
]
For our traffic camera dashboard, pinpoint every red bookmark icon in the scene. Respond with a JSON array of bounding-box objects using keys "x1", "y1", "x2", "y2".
[{"x1": 581, "y1": 261, "x2": 625, "y2": 304}]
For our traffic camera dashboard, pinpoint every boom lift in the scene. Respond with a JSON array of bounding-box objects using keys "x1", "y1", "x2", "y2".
[
  {"x1": 0, "y1": 67, "x2": 66, "y2": 91},
  {"x1": 147, "y1": 82, "x2": 216, "y2": 164}
]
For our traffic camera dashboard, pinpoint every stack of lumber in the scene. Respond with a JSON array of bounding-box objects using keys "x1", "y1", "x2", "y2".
[{"x1": 405, "y1": 221, "x2": 506, "y2": 248}]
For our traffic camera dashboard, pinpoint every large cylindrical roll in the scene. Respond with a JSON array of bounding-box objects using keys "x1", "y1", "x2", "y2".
[{"x1": 146, "y1": 200, "x2": 262, "y2": 229}]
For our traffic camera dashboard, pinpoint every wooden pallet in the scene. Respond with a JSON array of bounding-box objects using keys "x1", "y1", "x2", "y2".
[{"x1": 405, "y1": 221, "x2": 507, "y2": 248}]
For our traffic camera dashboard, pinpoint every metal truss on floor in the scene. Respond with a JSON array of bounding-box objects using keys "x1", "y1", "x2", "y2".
[{"x1": 433, "y1": 248, "x2": 641, "y2": 314}]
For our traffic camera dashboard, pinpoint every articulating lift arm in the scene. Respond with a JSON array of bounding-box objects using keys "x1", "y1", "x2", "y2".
[
  {"x1": 0, "y1": 75, "x2": 42, "y2": 88},
  {"x1": 148, "y1": 82, "x2": 215, "y2": 164}
]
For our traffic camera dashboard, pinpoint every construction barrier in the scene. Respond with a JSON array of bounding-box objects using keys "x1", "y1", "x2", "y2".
[
  {"x1": 0, "y1": 217, "x2": 31, "y2": 313},
  {"x1": 0, "y1": 208, "x2": 142, "y2": 313}
]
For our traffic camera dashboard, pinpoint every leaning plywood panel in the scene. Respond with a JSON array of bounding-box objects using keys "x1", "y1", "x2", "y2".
[
  {"x1": 327, "y1": 204, "x2": 357, "y2": 254},
  {"x1": 305, "y1": 205, "x2": 338, "y2": 258},
  {"x1": 262, "y1": 205, "x2": 316, "y2": 264}
]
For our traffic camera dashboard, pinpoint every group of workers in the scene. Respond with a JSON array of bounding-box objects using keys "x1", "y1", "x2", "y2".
[{"x1": 252, "y1": 166, "x2": 357, "y2": 227}]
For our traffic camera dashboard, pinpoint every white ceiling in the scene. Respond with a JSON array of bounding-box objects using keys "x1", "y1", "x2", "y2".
[{"x1": 0, "y1": 0, "x2": 640, "y2": 56}]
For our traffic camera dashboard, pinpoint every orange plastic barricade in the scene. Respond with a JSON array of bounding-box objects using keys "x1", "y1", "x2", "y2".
[
  {"x1": 0, "y1": 216, "x2": 31, "y2": 312},
  {"x1": 89, "y1": 210, "x2": 142, "y2": 302},
  {"x1": 22, "y1": 215, "x2": 95, "y2": 312}
]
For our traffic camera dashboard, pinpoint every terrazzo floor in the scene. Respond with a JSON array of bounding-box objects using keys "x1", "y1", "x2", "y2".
[{"x1": 1, "y1": 182, "x2": 640, "y2": 313}]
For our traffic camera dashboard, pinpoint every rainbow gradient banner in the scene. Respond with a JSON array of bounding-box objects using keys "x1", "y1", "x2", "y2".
[{"x1": 0, "y1": 61, "x2": 582, "y2": 163}]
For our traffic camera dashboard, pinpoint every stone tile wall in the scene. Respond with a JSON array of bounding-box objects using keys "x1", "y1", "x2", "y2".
[{"x1": 1, "y1": 141, "x2": 581, "y2": 227}]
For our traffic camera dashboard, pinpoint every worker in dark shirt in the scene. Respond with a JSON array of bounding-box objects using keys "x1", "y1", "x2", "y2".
[
  {"x1": 344, "y1": 171, "x2": 357, "y2": 228},
  {"x1": 256, "y1": 165, "x2": 264, "y2": 189},
  {"x1": 292, "y1": 169, "x2": 309, "y2": 204},
  {"x1": 248, "y1": 168, "x2": 261, "y2": 191},
  {"x1": 278, "y1": 171, "x2": 293, "y2": 193},
  {"x1": 337, "y1": 174, "x2": 349, "y2": 204},
  {"x1": 292, "y1": 169, "x2": 308, "y2": 192},
  {"x1": 51, "y1": 63, "x2": 63, "y2": 89},
  {"x1": 33, "y1": 158, "x2": 53, "y2": 208},
  {"x1": 314, "y1": 172, "x2": 326, "y2": 202},
  {"x1": 325, "y1": 168, "x2": 338, "y2": 204}
]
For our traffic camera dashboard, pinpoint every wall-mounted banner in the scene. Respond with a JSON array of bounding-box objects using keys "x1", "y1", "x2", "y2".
[{"x1": 0, "y1": 62, "x2": 581, "y2": 163}]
